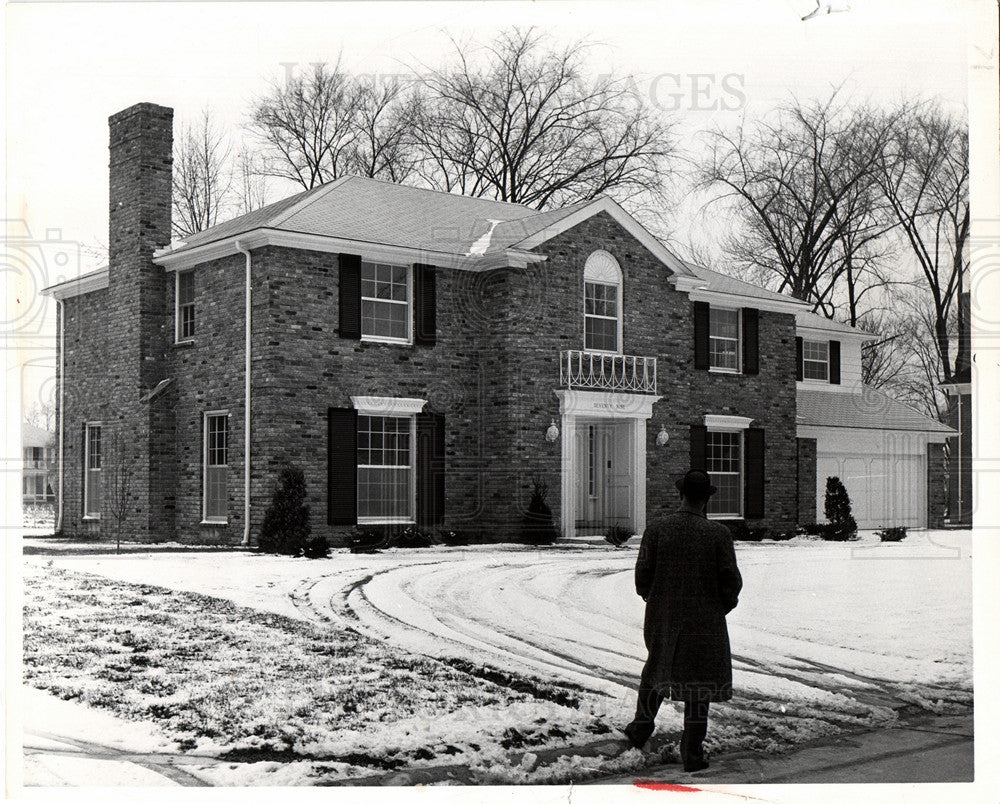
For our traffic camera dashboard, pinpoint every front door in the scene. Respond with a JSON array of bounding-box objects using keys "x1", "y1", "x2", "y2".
[{"x1": 575, "y1": 419, "x2": 633, "y2": 530}]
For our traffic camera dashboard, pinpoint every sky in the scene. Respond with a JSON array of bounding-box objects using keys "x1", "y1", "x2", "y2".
[{"x1": 1, "y1": 0, "x2": 984, "y2": 421}]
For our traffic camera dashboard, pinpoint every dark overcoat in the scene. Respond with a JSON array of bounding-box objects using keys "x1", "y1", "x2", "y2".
[{"x1": 635, "y1": 510, "x2": 743, "y2": 702}]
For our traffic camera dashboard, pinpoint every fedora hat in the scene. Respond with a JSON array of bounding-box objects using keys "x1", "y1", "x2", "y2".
[{"x1": 675, "y1": 469, "x2": 717, "y2": 497}]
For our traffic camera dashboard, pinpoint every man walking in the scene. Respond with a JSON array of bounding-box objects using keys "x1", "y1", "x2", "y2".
[{"x1": 623, "y1": 469, "x2": 743, "y2": 772}]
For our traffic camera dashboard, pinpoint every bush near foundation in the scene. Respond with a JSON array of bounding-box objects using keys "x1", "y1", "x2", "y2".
[
  {"x1": 876, "y1": 526, "x2": 908, "y2": 542},
  {"x1": 520, "y1": 478, "x2": 559, "y2": 545},
  {"x1": 822, "y1": 476, "x2": 858, "y2": 541},
  {"x1": 257, "y1": 465, "x2": 311, "y2": 555},
  {"x1": 350, "y1": 525, "x2": 434, "y2": 552}
]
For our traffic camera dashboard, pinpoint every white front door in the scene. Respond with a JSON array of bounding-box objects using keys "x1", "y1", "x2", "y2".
[{"x1": 575, "y1": 419, "x2": 633, "y2": 529}]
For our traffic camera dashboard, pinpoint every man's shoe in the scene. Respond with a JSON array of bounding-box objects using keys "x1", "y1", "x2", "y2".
[
  {"x1": 683, "y1": 758, "x2": 710, "y2": 773},
  {"x1": 620, "y1": 723, "x2": 651, "y2": 750}
]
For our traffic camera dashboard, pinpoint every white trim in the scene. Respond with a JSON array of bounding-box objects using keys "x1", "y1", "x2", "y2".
[
  {"x1": 351, "y1": 396, "x2": 427, "y2": 416},
  {"x1": 513, "y1": 196, "x2": 698, "y2": 279},
  {"x1": 705, "y1": 429, "x2": 744, "y2": 520},
  {"x1": 941, "y1": 382, "x2": 971, "y2": 395},
  {"x1": 669, "y1": 275, "x2": 708, "y2": 293},
  {"x1": 153, "y1": 228, "x2": 546, "y2": 273},
  {"x1": 83, "y1": 421, "x2": 102, "y2": 519},
  {"x1": 360, "y1": 260, "x2": 413, "y2": 345},
  {"x1": 708, "y1": 305, "x2": 742, "y2": 373},
  {"x1": 703, "y1": 414, "x2": 754, "y2": 431},
  {"x1": 202, "y1": 410, "x2": 230, "y2": 525},
  {"x1": 56, "y1": 300, "x2": 65, "y2": 531},
  {"x1": 174, "y1": 269, "x2": 196, "y2": 343},
  {"x1": 801, "y1": 338, "x2": 830, "y2": 381},
  {"x1": 796, "y1": 315, "x2": 877, "y2": 341},
  {"x1": 555, "y1": 389, "x2": 661, "y2": 419},
  {"x1": 355, "y1": 412, "x2": 418, "y2": 525},
  {"x1": 42, "y1": 268, "x2": 109, "y2": 300},
  {"x1": 687, "y1": 287, "x2": 806, "y2": 315}
]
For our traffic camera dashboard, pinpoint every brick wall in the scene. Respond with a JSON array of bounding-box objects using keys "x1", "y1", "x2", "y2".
[{"x1": 796, "y1": 437, "x2": 817, "y2": 525}]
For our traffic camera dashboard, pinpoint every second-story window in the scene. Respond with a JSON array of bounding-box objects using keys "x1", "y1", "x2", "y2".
[
  {"x1": 709, "y1": 308, "x2": 741, "y2": 372},
  {"x1": 176, "y1": 270, "x2": 195, "y2": 341},
  {"x1": 802, "y1": 340, "x2": 829, "y2": 380},
  {"x1": 582, "y1": 250, "x2": 623, "y2": 354},
  {"x1": 361, "y1": 262, "x2": 410, "y2": 342}
]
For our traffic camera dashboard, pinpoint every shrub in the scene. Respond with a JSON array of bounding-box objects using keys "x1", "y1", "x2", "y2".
[
  {"x1": 439, "y1": 529, "x2": 488, "y2": 546},
  {"x1": 604, "y1": 525, "x2": 633, "y2": 548},
  {"x1": 349, "y1": 525, "x2": 434, "y2": 552},
  {"x1": 770, "y1": 530, "x2": 797, "y2": 541},
  {"x1": 302, "y1": 535, "x2": 330, "y2": 558},
  {"x1": 520, "y1": 477, "x2": 559, "y2": 545},
  {"x1": 823, "y1": 476, "x2": 858, "y2": 541},
  {"x1": 257, "y1": 465, "x2": 311, "y2": 555},
  {"x1": 721, "y1": 520, "x2": 770, "y2": 541},
  {"x1": 876, "y1": 526, "x2": 907, "y2": 542}
]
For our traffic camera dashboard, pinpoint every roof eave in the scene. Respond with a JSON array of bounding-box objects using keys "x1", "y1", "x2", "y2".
[{"x1": 41, "y1": 268, "x2": 110, "y2": 300}]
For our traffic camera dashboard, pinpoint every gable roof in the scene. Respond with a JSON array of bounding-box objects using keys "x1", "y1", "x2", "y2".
[
  {"x1": 681, "y1": 261, "x2": 808, "y2": 307},
  {"x1": 797, "y1": 387, "x2": 954, "y2": 433}
]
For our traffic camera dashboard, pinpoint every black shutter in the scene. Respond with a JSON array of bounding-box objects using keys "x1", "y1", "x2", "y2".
[
  {"x1": 327, "y1": 408, "x2": 358, "y2": 525},
  {"x1": 742, "y1": 307, "x2": 759, "y2": 375},
  {"x1": 795, "y1": 337, "x2": 804, "y2": 381},
  {"x1": 829, "y1": 340, "x2": 841, "y2": 385},
  {"x1": 416, "y1": 411, "x2": 445, "y2": 526},
  {"x1": 744, "y1": 428, "x2": 765, "y2": 519},
  {"x1": 693, "y1": 302, "x2": 710, "y2": 370},
  {"x1": 338, "y1": 253, "x2": 362, "y2": 339},
  {"x1": 413, "y1": 264, "x2": 437, "y2": 346},
  {"x1": 689, "y1": 424, "x2": 707, "y2": 471}
]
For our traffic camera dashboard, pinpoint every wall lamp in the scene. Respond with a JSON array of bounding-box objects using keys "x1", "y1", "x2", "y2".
[{"x1": 545, "y1": 420, "x2": 560, "y2": 442}]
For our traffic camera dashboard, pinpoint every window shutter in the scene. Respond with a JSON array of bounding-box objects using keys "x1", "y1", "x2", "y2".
[
  {"x1": 689, "y1": 424, "x2": 707, "y2": 471},
  {"x1": 327, "y1": 408, "x2": 358, "y2": 525},
  {"x1": 742, "y1": 307, "x2": 759, "y2": 375},
  {"x1": 413, "y1": 264, "x2": 437, "y2": 346},
  {"x1": 416, "y1": 411, "x2": 445, "y2": 527},
  {"x1": 693, "y1": 302, "x2": 710, "y2": 370},
  {"x1": 744, "y1": 428, "x2": 765, "y2": 519},
  {"x1": 829, "y1": 340, "x2": 841, "y2": 385},
  {"x1": 337, "y1": 253, "x2": 362, "y2": 339},
  {"x1": 795, "y1": 337, "x2": 804, "y2": 381}
]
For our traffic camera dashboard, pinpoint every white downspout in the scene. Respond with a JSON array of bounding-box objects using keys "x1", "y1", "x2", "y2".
[
  {"x1": 55, "y1": 299, "x2": 65, "y2": 533},
  {"x1": 236, "y1": 241, "x2": 252, "y2": 546}
]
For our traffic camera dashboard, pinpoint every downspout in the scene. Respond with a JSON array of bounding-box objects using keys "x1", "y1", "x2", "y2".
[
  {"x1": 55, "y1": 299, "x2": 65, "y2": 533},
  {"x1": 235, "y1": 241, "x2": 252, "y2": 546}
]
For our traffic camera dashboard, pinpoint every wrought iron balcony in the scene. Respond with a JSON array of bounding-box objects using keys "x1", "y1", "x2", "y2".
[{"x1": 560, "y1": 350, "x2": 658, "y2": 394}]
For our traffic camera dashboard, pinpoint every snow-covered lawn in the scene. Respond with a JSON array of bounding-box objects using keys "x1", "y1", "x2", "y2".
[{"x1": 22, "y1": 530, "x2": 972, "y2": 785}]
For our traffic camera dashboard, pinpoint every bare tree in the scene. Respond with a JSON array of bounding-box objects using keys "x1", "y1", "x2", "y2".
[
  {"x1": 172, "y1": 109, "x2": 234, "y2": 237},
  {"x1": 233, "y1": 141, "x2": 269, "y2": 215},
  {"x1": 874, "y1": 105, "x2": 969, "y2": 382},
  {"x1": 700, "y1": 90, "x2": 898, "y2": 311},
  {"x1": 412, "y1": 28, "x2": 678, "y2": 209},
  {"x1": 24, "y1": 401, "x2": 56, "y2": 431},
  {"x1": 249, "y1": 59, "x2": 417, "y2": 188},
  {"x1": 107, "y1": 426, "x2": 140, "y2": 554}
]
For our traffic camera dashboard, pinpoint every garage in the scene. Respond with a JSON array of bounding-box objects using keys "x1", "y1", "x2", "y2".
[{"x1": 816, "y1": 452, "x2": 927, "y2": 529}]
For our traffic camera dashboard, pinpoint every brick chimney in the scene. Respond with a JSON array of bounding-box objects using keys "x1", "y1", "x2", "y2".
[{"x1": 108, "y1": 102, "x2": 173, "y2": 392}]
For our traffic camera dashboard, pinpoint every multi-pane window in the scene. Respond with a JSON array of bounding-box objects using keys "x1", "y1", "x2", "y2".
[
  {"x1": 361, "y1": 262, "x2": 409, "y2": 341},
  {"x1": 584, "y1": 282, "x2": 619, "y2": 352},
  {"x1": 177, "y1": 271, "x2": 195, "y2": 341},
  {"x1": 706, "y1": 430, "x2": 742, "y2": 517},
  {"x1": 802, "y1": 340, "x2": 829, "y2": 381},
  {"x1": 709, "y1": 308, "x2": 740, "y2": 371},
  {"x1": 84, "y1": 423, "x2": 101, "y2": 517},
  {"x1": 203, "y1": 412, "x2": 229, "y2": 522},
  {"x1": 357, "y1": 414, "x2": 414, "y2": 522},
  {"x1": 23, "y1": 447, "x2": 44, "y2": 468}
]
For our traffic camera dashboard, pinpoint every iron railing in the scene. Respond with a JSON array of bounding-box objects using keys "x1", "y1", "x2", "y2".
[{"x1": 560, "y1": 350, "x2": 657, "y2": 394}]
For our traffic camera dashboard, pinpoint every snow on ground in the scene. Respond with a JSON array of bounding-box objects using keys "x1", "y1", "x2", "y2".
[{"x1": 22, "y1": 529, "x2": 972, "y2": 783}]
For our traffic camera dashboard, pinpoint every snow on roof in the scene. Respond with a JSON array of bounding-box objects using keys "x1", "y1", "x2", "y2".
[
  {"x1": 797, "y1": 387, "x2": 954, "y2": 433},
  {"x1": 680, "y1": 260, "x2": 809, "y2": 307}
]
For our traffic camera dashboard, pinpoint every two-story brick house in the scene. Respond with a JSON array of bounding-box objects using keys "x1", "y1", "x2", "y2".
[{"x1": 43, "y1": 103, "x2": 952, "y2": 544}]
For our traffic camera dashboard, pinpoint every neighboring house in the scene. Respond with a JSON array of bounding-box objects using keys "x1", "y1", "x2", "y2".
[
  {"x1": 42, "y1": 102, "x2": 952, "y2": 544},
  {"x1": 941, "y1": 291, "x2": 973, "y2": 525},
  {"x1": 22, "y1": 422, "x2": 55, "y2": 506}
]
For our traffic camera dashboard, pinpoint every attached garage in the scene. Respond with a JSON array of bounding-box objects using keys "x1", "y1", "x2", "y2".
[{"x1": 798, "y1": 387, "x2": 954, "y2": 530}]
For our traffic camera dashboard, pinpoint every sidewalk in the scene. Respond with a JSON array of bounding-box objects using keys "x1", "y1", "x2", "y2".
[{"x1": 595, "y1": 713, "x2": 974, "y2": 785}]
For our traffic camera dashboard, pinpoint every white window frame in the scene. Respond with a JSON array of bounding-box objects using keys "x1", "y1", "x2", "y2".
[
  {"x1": 582, "y1": 250, "x2": 623, "y2": 355},
  {"x1": 202, "y1": 410, "x2": 229, "y2": 524},
  {"x1": 175, "y1": 270, "x2": 196, "y2": 343},
  {"x1": 703, "y1": 415, "x2": 753, "y2": 520},
  {"x1": 83, "y1": 421, "x2": 102, "y2": 519},
  {"x1": 708, "y1": 306, "x2": 741, "y2": 374},
  {"x1": 351, "y1": 397, "x2": 426, "y2": 525},
  {"x1": 802, "y1": 339, "x2": 830, "y2": 382},
  {"x1": 360, "y1": 261, "x2": 412, "y2": 345}
]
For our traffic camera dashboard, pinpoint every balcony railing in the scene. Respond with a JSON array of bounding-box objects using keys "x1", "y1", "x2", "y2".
[{"x1": 560, "y1": 350, "x2": 657, "y2": 394}]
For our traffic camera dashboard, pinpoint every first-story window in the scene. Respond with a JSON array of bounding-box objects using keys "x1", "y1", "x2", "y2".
[
  {"x1": 176, "y1": 270, "x2": 195, "y2": 341},
  {"x1": 84, "y1": 423, "x2": 102, "y2": 517},
  {"x1": 709, "y1": 308, "x2": 741, "y2": 371},
  {"x1": 361, "y1": 262, "x2": 410, "y2": 342},
  {"x1": 203, "y1": 412, "x2": 229, "y2": 522},
  {"x1": 357, "y1": 414, "x2": 414, "y2": 522},
  {"x1": 802, "y1": 340, "x2": 830, "y2": 381},
  {"x1": 706, "y1": 430, "x2": 742, "y2": 517}
]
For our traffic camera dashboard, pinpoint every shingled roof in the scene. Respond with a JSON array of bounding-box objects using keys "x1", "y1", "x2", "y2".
[{"x1": 797, "y1": 387, "x2": 954, "y2": 433}]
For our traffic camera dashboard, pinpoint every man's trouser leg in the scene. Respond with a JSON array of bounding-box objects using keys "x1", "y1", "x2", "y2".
[
  {"x1": 679, "y1": 695, "x2": 710, "y2": 769},
  {"x1": 625, "y1": 660, "x2": 664, "y2": 748}
]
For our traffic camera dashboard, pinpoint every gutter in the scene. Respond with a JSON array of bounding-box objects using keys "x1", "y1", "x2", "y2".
[
  {"x1": 235, "y1": 240, "x2": 252, "y2": 546},
  {"x1": 55, "y1": 299, "x2": 65, "y2": 533}
]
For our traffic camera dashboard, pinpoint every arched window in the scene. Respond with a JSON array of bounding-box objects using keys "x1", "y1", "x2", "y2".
[{"x1": 583, "y1": 250, "x2": 623, "y2": 353}]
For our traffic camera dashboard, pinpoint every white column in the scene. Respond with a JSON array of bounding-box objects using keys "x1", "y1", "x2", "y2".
[
  {"x1": 560, "y1": 414, "x2": 576, "y2": 539},
  {"x1": 633, "y1": 418, "x2": 647, "y2": 535}
]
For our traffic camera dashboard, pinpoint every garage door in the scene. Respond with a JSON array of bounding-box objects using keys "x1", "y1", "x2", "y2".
[{"x1": 816, "y1": 453, "x2": 926, "y2": 529}]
